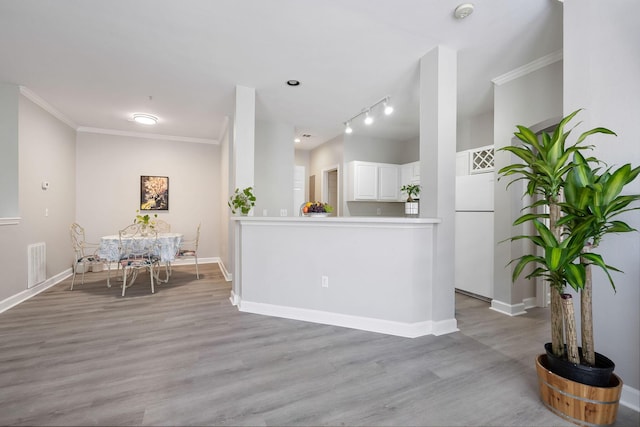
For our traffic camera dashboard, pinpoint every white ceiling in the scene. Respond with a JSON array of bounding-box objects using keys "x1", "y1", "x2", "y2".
[{"x1": 0, "y1": 0, "x2": 563, "y2": 150}]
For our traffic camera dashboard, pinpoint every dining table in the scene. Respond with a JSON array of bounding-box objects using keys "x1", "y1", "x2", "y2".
[{"x1": 98, "y1": 232, "x2": 183, "y2": 287}]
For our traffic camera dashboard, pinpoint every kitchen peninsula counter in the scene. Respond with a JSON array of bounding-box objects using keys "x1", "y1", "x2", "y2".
[{"x1": 230, "y1": 216, "x2": 458, "y2": 338}]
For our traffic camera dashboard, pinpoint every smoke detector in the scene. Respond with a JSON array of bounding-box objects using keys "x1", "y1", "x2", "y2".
[{"x1": 454, "y1": 3, "x2": 474, "y2": 19}]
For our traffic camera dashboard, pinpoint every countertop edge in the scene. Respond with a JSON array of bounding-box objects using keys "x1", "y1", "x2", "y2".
[{"x1": 230, "y1": 216, "x2": 442, "y2": 224}]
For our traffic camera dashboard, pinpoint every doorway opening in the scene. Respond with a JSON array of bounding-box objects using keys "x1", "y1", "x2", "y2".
[{"x1": 322, "y1": 166, "x2": 339, "y2": 216}]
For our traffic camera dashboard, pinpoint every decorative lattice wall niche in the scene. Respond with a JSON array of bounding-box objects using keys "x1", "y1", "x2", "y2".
[{"x1": 470, "y1": 146, "x2": 494, "y2": 174}]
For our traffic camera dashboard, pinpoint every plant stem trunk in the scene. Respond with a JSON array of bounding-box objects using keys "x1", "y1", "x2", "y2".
[
  {"x1": 550, "y1": 289, "x2": 565, "y2": 357},
  {"x1": 561, "y1": 293, "x2": 580, "y2": 364},
  {"x1": 581, "y1": 245, "x2": 595, "y2": 366},
  {"x1": 549, "y1": 200, "x2": 565, "y2": 357}
]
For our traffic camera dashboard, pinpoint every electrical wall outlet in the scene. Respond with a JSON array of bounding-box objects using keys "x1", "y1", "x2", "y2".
[{"x1": 321, "y1": 275, "x2": 329, "y2": 288}]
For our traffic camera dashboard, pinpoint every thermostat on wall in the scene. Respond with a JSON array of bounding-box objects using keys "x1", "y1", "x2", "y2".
[{"x1": 41, "y1": 181, "x2": 49, "y2": 190}]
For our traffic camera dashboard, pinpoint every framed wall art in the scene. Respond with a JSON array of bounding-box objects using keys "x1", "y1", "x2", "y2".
[{"x1": 140, "y1": 175, "x2": 169, "y2": 210}]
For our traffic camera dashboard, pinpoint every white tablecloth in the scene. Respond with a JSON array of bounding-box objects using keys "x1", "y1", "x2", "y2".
[{"x1": 99, "y1": 233, "x2": 183, "y2": 263}]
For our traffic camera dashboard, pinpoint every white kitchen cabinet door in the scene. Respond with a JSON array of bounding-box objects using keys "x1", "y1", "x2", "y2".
[
  {"x1": 378, "y1": 164, "x2": 399, "y2": 200},
  {"x1": 349, "y1": 161, "x2": 378, "y2": 200}
]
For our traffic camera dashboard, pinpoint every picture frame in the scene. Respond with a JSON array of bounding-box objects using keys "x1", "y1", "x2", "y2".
[{"x1": 140, "y1": 176, "x2": 169, "y2": 210}]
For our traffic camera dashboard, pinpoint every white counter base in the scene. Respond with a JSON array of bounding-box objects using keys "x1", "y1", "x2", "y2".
[{"x1": 232, "y1": 216, "x2": 458, "y2": 338}]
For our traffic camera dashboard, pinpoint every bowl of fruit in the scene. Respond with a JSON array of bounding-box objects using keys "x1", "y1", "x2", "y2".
[{"x1": 301, "y1": 202, "x2": 333, "y2": 217}]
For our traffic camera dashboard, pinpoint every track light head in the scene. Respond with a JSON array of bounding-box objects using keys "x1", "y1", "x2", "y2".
[
  {"x1": 383, "y1": 100, "x2": 394, "y2": 115},
  {"x1": 364, "y1": 111, "x2": 373, "y2": 125},
  {"x1": 344, "y1": 122, "x2": 353, "y2": 134}
]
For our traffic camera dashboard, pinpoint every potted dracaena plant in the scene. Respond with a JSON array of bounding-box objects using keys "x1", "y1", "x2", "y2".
[{"x1": 498, "y1": 109, "x2": 639, "y2": 425}]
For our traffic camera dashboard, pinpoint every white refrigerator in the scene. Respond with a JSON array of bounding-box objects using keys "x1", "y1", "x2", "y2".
[{"x1": 455, "y1": 173, "x2": 494, "y2": 299}]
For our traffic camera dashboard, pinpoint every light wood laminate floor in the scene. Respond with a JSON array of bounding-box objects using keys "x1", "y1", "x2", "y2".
[{"x1": 0, "y1": 264, "x2": 637, "y2": 426}]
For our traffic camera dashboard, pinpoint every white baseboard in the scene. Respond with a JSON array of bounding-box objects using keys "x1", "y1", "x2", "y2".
[
  {"x1": 523, "y1": 297, "x2": 537, "y2": 310},
  {"x1": 169, "y1": 256, "x2": 217, "y2": 266},
  {"x1": 229, "y1": 290, "x2": 240, "y2": 306},
  {"x1": 490, "y1": 299, "x2": 527, "y2": 316},
  {"x1": 621, "y1": 384, "x2": 640, "y2": 412},
  {"x1": 239, "y1": 300, "x2": 457, "y2": 338},
  {"x1": 432, "y1": 318, "x2": 460, "y2": 336},
  {"x1": 0, "y1": 268, "x2": 71, "y2": 314},
  {"x1": 217, "y1": 260, "x2": 232, "y2": 282}
]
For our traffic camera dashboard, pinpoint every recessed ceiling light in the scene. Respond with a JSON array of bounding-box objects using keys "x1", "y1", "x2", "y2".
[
  {"x1": 454, "y1": 3, "x2": 474, "y2": 19},
  {"x1": 132, "y1": 113, "x2": 158, "y2": 125},
  {"x1": 286, "y1": 80, "x2": 301, "y2": 86},
  {"x1": 294, "y1": 137, "x2": 301, "y2": 143}
]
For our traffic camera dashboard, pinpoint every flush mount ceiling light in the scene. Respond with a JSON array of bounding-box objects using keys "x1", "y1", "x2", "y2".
[
  {"x1": 286, "y1": 80, "x2": 301, "y2": 86},
  {"x1": 294, "y1": 137, "x2": 301, "y2": 143},
  {"x1": 342, "y1": 96, "x2": 393, "y2": 134},
  {"x1": 132, "y1": 113, "x2": 158, "y2": 125},
  {"x1": 454, "y1": 3, "x2": 474, "y2": 19}
]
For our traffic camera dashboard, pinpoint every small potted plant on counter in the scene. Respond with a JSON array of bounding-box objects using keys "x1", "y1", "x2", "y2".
[
  {"x1": 228, "y1": 187, "x2": 256, "y2": 215},
  {"x1": 401, "y1": 184, "x2": 421, "y2": 215}
]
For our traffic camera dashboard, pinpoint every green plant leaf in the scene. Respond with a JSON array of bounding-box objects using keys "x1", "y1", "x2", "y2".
[{"x1": 564, "y1": 263, "x2": 586, "y2": 291}]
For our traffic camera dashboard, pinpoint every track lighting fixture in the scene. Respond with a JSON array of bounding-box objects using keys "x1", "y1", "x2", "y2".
[{"x1": 342, "y1": 96, "x2": 393, "y2": 134}]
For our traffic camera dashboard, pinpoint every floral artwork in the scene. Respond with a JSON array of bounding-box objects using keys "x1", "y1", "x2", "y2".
[{"x1": 140, "y1": 176, "x2": 169, "y2": 210}]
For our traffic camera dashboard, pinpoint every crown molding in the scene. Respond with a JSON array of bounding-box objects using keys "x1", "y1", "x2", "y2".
[
  {"x1": 19, "y1": 86, "x2": 77, "y2": 129},
  {"x1": 77, "y1": 127, "x2": 218, "y2": 145},
  {"x1": 492, "y1": 50, "x2": 563, "y2": 86}
]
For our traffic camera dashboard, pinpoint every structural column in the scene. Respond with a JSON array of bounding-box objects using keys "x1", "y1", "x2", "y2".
[
  {"x1": 419, "y1": 46, "x2": 458, "y2": 328},
  {"x1": 230, "y1": 85, "x2": 256, "y2": 303}
]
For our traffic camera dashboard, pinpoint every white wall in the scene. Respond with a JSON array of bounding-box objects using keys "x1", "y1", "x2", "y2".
[
  {"x1": 219, "y1": 122, "x2": 231, "y2": 278},
  {"x1": 396, "y1": 137, "x2": 420, "y2": 165},
  {"x1": 294, "y1": 149, "x2": 310, "y2": 203},
  {"x1": 492, "y1": 59, "x2": 563, "y2": 310},
  {"x1": 0, "y1": 83, "x2": 19, "y2": 217},
  {"x1": 254, "y1": 120, "x2": 294, "y2": 216},
  {"x1": 75, "y1": 132, "x2": 221, "y2": 260},
  {"x1": 344, "y1": 134, "x2": 413, "y2": 165},
  {"x1": 0, "y1": 93, "x2": 76, "y2": 302},
  {"x1": 457, "y1": 110, "x2": 493, "y2": 152},
  {"x1": 565, "y1": 0, "x2": 640, "y2": 398}
]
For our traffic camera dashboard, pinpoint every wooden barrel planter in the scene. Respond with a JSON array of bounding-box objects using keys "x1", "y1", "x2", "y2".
[{"x1": 536, "y1": 354, "x2": 623, "y2": 426}]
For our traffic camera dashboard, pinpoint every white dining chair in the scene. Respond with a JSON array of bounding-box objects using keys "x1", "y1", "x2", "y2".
[
  {"x1": 70, "y1": 222, "x2": 101, "y2": 290},
  {"x1": 153, "y1": 219, "x2": 171, "y2": 233},
  {"x1": 118, "y1": 223, "x2": 161, "y2": 296},
  {"x1": 175, "y1": 223, "x2": 201, "y2": 279}
]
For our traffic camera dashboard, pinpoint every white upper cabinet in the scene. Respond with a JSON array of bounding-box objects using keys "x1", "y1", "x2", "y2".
[
  {"x1": 378, "y1": 164, "x2": 399, "y2": 201},
  {"x1": 347, "y1": 161, "x2": 399, "y2": 202},
  {"x1": 349, "y1": 161, "x2": 378, "y2": 200}
]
